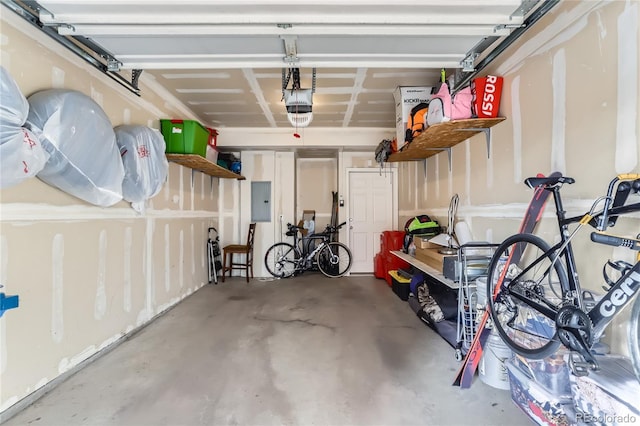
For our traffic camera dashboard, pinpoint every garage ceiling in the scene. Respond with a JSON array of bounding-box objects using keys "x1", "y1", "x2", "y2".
[{"x1": 7, "y1": 0, "x2": 552, "y2": 130}]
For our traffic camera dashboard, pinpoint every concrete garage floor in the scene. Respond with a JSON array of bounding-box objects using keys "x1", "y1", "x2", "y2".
[{"x1": 6, "y1": 275, "x2": 528, "y2": 426}]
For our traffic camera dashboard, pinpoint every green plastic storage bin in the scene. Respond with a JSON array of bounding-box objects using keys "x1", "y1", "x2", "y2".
[{"x1": 160, "y1": 119, "x2": 209, "y2": 157}]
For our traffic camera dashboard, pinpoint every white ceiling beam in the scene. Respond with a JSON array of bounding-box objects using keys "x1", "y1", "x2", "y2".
[
  {"x1": 43, "y1": 13, "x2": 524, "y2": 26},
  {"x1": 39, "y1": 0, "x2": 522, "y2": 5},
  {"x1": 118, "y1": 59, "x2": 465, "y2": 70},
  {"x1": 40, "y1": 7, "x2": 525, "y2": 26},
  {"x1": 57, "y1": 24, "x2": 512, "y2": 37},
  {"x1": 115, "y1": 52, "x2": 465, "y2": 70}
]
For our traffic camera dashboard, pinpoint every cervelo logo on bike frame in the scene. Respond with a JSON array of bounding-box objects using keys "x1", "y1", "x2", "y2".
[{"x1": 599, "y1": 270, "x2": 640, "y2": 317}]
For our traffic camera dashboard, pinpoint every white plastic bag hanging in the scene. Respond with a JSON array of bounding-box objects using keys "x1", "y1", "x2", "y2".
[
  {"x1": 0, "y1": 66, "x2": 28, "y2": 128},
  {"x1": 0, "y1": 127, "x2": 50, "y2": 188},
  {"x1": 115, "y1": 125, "x2": 168, "y2": 211},
  {"x1": 0, "y1": 66, "x2": 49, "y2": 188},
  {"x1": 26, "y1": 89, "x2": 124, "y2": 207}
]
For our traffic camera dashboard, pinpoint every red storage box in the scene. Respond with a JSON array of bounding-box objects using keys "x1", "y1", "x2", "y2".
[
  {"x1": 206, "y1": 127, "x2": 218, "y2": 147},
  {"x1": 374, "y1": 253, "x2": 385, "y2": 279},
  {"x1": 383, "y1": 253, "x2": 409, "y2": 286},
  {"x1": 381, "y1": 230, "x2": 405, "y2": 253}
]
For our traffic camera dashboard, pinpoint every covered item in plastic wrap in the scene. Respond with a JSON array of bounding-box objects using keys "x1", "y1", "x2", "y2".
[
  {"x1": 506, "y1": 357, "x2": 576, "y2": 426},
  {"x1": 570, "y1": 354, "x2": 640, "y2": 426},
  {"x1": 0, "y1": 66, "x2": 49, "y2": 188},
  {"x1": 0, "y1": 66, "x2": 28, "y2": 128},
  {"x1": 115, "y1": 125, "x2": 168, "y2": 209},
  {"x1": 26, "y1": 89, "x2": 124, "y2": 206}
]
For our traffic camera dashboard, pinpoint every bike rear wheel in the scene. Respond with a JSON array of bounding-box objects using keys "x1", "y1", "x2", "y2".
[
  {"x1": 317, "y1": 242, "x2": 352, "y2": 277},
  {"x1": 630, "y1": 292, "x2": 640, "y2": 383},
  {"x1": 487, "y1": 233, "x2": 567, "y2": 359},
  {"x1": 264, "y1": 242, "x2": 298, "y2": 278}
]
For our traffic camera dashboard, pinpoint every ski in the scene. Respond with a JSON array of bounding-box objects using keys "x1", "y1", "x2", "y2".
[{"x1": 453, "y1": 171, "x2": 562, "y2": 388}]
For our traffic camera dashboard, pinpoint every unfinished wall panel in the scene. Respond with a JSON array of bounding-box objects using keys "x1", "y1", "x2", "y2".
[
  {"x1": 397, "y1": 1, "x2": 640, "y2": 355},
  {"x1": 296, "y1": 158, "x2": 337, "y2": 229},
  {"x1": 0, "y1": 12, "x2": 218, "y2": 415}
]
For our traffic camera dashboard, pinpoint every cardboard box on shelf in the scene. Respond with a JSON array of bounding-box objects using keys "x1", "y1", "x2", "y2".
[
  {"x1": 415, "y1": 236, "x2": 441, "y2": 249},
  {"x1": 393, "y1": 86, "x2": 432, "y2": 151},
  {"x1": 414, "y1": 247, "x2": 454, "y2": 272}
]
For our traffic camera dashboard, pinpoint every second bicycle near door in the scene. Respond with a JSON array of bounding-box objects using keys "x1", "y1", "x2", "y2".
[{"x1": 265, "y1": 222, "x2": 353, "y2": 278}]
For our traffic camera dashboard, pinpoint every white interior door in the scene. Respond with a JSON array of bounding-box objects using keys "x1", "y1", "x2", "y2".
[{"x1": 348, "y1": 170, "x2": 395, "y2": 273}]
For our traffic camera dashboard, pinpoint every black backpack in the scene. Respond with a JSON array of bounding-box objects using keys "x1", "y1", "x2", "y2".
[
  {"x1": 375, "y1": 139, "x2": 393, "y2": 165},
  {"x1": 404, "y1": 215, "x2": 441, "y2": 236}
]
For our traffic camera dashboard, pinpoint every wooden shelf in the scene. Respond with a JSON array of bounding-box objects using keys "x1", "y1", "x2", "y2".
[
  {"x1": 387, "y1": 117, "x2": 506, "y2": 162},
  {"x1": 166, "y1": 154, "x2": 246, "y2": 180}
]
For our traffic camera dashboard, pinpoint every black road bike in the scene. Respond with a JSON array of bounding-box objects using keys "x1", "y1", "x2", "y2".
[
  {"x1": 264, "y1": 221, "x2": 352, "y2": 278},
  {"x1": 486, "y1": 174, "x2": 640, "y2": 380}
]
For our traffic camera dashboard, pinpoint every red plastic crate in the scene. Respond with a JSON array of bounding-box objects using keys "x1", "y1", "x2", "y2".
[
  {"x1": 382, "y1": 253, "x2": 409, "y2": 286},
  {"x1": 381, "y1": 230, "x2": 405, "y2": 253},
  {"x1": 206, "y1": 127, "x2": 218, "y2": 147},
  {"x1": 374, "y1": 253, "x2": 385, "y2": 279}
]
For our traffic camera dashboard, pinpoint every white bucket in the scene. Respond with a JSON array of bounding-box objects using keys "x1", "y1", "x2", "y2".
[
  {"x1": 478, "y1": 330, "x2": 512, "y2": 390},
  {"x1": 475, "y1": 276, "x2": 488, "y2": 308}
]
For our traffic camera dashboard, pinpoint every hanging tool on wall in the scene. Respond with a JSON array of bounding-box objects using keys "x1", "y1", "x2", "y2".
[{"x1": 0, "y1": 285, "x2": 19, "y2": 318}]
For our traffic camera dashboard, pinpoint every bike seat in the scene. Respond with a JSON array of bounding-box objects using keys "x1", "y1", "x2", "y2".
[{"x1": 525, "y1": 175, "x2": 575, "y2": 189}]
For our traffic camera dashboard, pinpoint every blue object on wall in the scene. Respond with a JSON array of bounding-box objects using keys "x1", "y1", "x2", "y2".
[{"x1": 0, "y1": 291, "x2": 19, "y2": 318}]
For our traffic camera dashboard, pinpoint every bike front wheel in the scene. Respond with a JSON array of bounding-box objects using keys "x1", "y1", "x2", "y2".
[
  {"x1": 316, "y1": 242, "x2": 352, "y2": 277},
  {"x1": 264, "y1": 242, "x2": 299, "y2": 278},
  {"x1": 487, "y1": 233, "x2": 567, "y2": 359},
  {"x1": 629, "y1": 292, "x2": 640, "y2": 383}
]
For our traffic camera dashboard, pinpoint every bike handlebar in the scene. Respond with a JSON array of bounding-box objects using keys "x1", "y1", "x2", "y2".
[
  {"x1": 591, "y1": 232, "x2": 640, "y2": 251},
  {"x1": 324, "y1": 222, "x2": 347, "y2": 233},
  {"x1": 286, "y1": 221, "x2": 347, "y2": 236},
  {"x1": 598, "y1": 174, "x2": 640, "y2": 231}
]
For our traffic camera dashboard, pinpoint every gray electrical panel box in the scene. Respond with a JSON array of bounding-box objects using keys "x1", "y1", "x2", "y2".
[{"x1": 251, "y1": 181, "x2": 271, "y2": 222}]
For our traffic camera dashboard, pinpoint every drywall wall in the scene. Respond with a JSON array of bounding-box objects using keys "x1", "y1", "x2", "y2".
[
  {"x1": 398, "y1": 1, "x2": 639, "y2": 355},
  {"x1": 296, "y1": 158, "x2": 338, "y2": 229},
  {"x1": 0, "y1": 11, "x2": 218, "y2": 416},
  {"x1": 216, "y1": 130, "x2": 394, "y2": 276}
]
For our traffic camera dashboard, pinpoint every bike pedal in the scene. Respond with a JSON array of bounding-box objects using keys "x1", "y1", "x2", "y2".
[{"x1": 568, "y1": 353, "x2": 597, "y2": 377}]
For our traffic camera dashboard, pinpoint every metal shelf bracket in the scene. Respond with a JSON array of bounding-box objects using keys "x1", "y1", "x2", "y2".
[
  {"x1": 421, "y1": 147, "x2": 453, "y2": 173},
  {"x1": 457, "y1": 127, "x2": 492, "y2": 159}
]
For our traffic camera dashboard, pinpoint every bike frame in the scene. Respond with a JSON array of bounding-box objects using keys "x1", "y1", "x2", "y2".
[
  {"x1": 589, "y1": 261, "x2": 640, "y2": 338},
  {"x1": 506, "y1": 176, "x2": 640, "y2": 342},
  {"x1": 286, "y1": 222, "x2": 345, "y2": 273}
]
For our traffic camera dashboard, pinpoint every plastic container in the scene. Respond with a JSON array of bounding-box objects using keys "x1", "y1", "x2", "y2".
[
  {"x1": 160, "y1": 119, "x2": 209, "y2": 157},
  {"x1": 506, "y1": 358, "x2": 576, "y2": 426},
  {"x1": 478, "y1": 329, "x2": 512, "y2": 390},
  {"x1": 381, "y1": 230, "x2": 405, "y2": 253},
  {"x1": 476, "y1": 276, "x2": 487, "y2": 308},
  {"x1": 570, "y1": 354, "x2": 640, "y2": 425},
  {"x1": 511, "y1": 353, "x2": 571, "y2": 397},
  {"x1": 230, "y1": 160, "x2": 242, "y2": 174},
  {"x1": 206, "y1": 145, "x2": 218, "y2": 164},
  {"x1": 389, "y1": 270, "x2": 411, "y2": 301}
]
